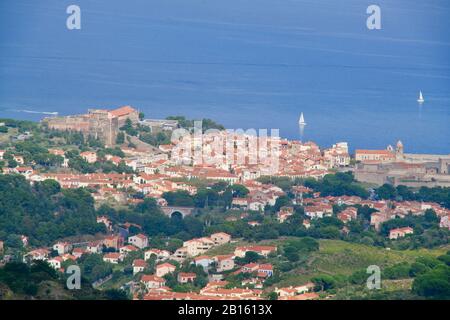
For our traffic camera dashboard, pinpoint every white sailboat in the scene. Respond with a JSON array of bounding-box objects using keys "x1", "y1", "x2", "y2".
[
  {"x1": 299, "y1": 112, "x2": 306, "y2": 125},
  {"x1": 417, "y1": 91, "x2": 425, "y2": 103}
]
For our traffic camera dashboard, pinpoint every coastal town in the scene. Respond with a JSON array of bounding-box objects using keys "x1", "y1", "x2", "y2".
[{"x1": 0, "y1": 105, "x2": 449, "y2": 300}]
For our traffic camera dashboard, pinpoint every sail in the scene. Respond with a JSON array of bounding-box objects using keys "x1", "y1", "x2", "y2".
[
  {"x1": 299, "y1": 112, "x2": 306, "y2": 125},
  {"x1": 418, "y1": 91, "x2": 424, "y2": 103}
]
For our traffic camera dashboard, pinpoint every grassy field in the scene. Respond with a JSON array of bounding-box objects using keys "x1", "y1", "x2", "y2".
[
  {"x1": 0, "y1": 128, "x2": 18, "y2": 144},
  {"x1": 275, "y1": 239, "x2": 447, "y2": 287},
  {"x1": 312, "y1": 239, "x2": 446, "y2": 275},
  {"x1": 206, "y1": 238, "x2": 448, "y2": 289}
]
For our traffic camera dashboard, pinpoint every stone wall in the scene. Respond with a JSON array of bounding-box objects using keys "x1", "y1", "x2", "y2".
[
  {"x1": 41, "y1": 107, "x2": 139, "y2": 147},
  {"x1": 355, "y1": 161, "x2": 450, "y2": 187}
]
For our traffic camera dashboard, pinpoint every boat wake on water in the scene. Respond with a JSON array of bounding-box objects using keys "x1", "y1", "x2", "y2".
[{"x1": 7, "y1": 108, "x2": 59, "y2": 115}]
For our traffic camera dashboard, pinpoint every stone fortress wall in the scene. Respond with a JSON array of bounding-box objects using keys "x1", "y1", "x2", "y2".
[
  {"x1": 355, "y1": 141, "x2": 450, "y2": 187},
  {"x1": 41, "y1": 106, "x2": 139, "y2": 147}
]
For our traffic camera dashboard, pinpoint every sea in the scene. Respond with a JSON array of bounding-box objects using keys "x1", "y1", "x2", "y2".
[{"x1": 0, "y1": 0, "x2": 449, "y2": 154}]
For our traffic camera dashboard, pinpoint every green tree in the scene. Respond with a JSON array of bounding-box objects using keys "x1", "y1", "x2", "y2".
[
  {"x1": 283, "y1": 246, "x2": 299, "y2": 262},
  {"x1": 409, "y1": 262, "x2": 430, "y2": 277},
  {"x1": 162, "y1": 190, "x2": 195, "y2": 207},
  {"x1": 7, "y1": 158, "x2": 18, "y2": 168},
  {"x1": 116, "y1": 132, "x2": 125, "y2": 144},
  {"x1": 135, "y1": 197, "x2": 160, "y2": 214},
  {"x1": 235, "y1": 251, "x2": 261, "y2": 264},
  {"x1": 412, "y1": 265, "x2": 450, "y2": 299},
  {"x1": 312, "y1": 275, "x2": 336, "y2": 291},
  {"x1": 228, "y1": 184, "x2": 249, "y2": 197},
  {"x1": 376, "y1": 184, "x2": 397, "y2": 200},
  {"x1": 268, "y1": 292, "x2": 278, "y2": 300}
]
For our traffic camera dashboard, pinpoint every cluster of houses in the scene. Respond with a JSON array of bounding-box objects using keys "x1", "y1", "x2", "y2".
[
  {"x1": 275, "y1": 140, "x2": 350, "y2": 179},
  {"x1": 9, "y1": 186, "x2": 450, "y2": 300},
  {"x1": 20, "y1": 187, "x2": 444, "y2": 284},
  {"x1": 6, "y1": 129, "x2": 448, "y2": 235},
  {"x1": 367, "y1": 199, "x2": 450, "y2": 237},
  {"x1": 232, "y1": 180, "x2": 285, "y2": 211},
  {"x1": 274, "y1": 282, "x2": 318, "y2": 300},
  {"x1": 273, "y1": 190, "x2": 450, "y2": 239},
  {"x1": 19, "y1": 221, "x2": 282, "y2": 300},
  {"x1": 141, "y1": 244, "x2": 278, "y2": 300},
  {"x1": 1, "y1": 120, "x2": 450, "y2": 300},
  {"x1": 143, "y1": 280, "x2": 263, "y2": 300},
  {"x1": 141, "y1": 277, "x2": 318, "y2": 300},
  {"x1": 0, "y1": 132, "x2": 352, "y2": 207}
]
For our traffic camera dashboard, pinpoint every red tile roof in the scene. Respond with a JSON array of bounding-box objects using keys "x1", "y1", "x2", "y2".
[
  {"x1": 109, "y1": 106, "x2": 136, "y2": 118},
  {"x1": 141, "y1": 275, "x2": 165, "y2": 283}
]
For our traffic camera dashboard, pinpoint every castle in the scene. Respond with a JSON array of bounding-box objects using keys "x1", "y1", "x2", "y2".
[
  {"x1": 41, "y1": 106, "x2": 139, "y2": 146},
  {"x1": 355, "y1": 141, "x2": 450, "y2": 187},
  {"x1": 355, "y1": 140, "x2": 404, "y2": 163}
]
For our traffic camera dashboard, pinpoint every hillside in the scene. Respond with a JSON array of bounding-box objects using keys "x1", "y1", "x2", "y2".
[
  {"x1": 206, "y1": 238, "x2": 449, "y2": 299},
  {"x1": 276, "y1": 239, "x2": 447, "y2": 286},
  {"x1": 0, "y1": 261, "x2": 128, "y2": 300}
]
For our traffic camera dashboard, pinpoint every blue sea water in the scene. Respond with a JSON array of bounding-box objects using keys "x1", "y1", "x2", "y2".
[{"x1": 0, "y1": 0, "x2": 449, "y2": 153}]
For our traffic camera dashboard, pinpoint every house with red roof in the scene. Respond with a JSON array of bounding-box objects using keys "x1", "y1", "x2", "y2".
[
  {"x1": 304, "y1": 204, "x2": 333, "y2": 219},
  {"x1": 119, "y1": 245, "x2": 139, "y2": 255},
  {"x1": 128, "y1": 233, "x2": 149, "y2": 249},
  {"x1": 234, "y1": 245, "x2": 277, "y2": 258},
  {"x1": 389, "y1": 227, "x2": 414, "y2": 240},
  {"x1": 210, "y1": 232, "x2": 231, "y2": 245},
  {"x1": 9, "y1": 166, "x2": 34, "y2": 178},
  {"x1": 48, "y1": 256, "x2": 64, "y2": 270},
  {"x1": 80, "y1": 151, "x2": 97, "y2": 163},
  {"x1": 355, "y1": 149, "x2": 396, "y2": 163},
  {"x1": 241, "y1": 277, "x2": 264, "y2": 289},
  {"x1": 61, "y1": 253, "x2": 77, "y2": 262},
  {"x1": 177, "y1": 272, "x2": 197, "y2": 284},
  {"x1": 193, "y1": 255, "x2": 214, "y2": 270},
  {"x1": 370, "y1": 212, "x2": 392, "y2": 231},
  {"x1": 337, "y1": 207, "x2": 358, "y2": 223},
  {"x1": 242, "y1": 263, "x2": 259, "y2": 273},
  {"x1": 108, "y1": 105, "x2": 138, "y2": 120},
  {"x1": 96, "y1": 216, "x2": 113, "y2": 231},
  {"x1": 275, "y1": 282, "x2": 315, "y2": 297},
  {"x1": 248, "y1": 221, "x2": 261, "y2": 227},
  {"x1": 86, "y1": 241, "x2": 102, "y2": 254},
  {"x1": 141, "y1": 275, "x2": 166, "y2": 290},
  {"x1": 132, "y1": 259, "x2": 147, "y2": 275},
  {"x1": 52, "y1": 242, "x2": 73, "y2": 256},
  {"x1": 103, "y1": 235, "x2": 124, "y2": 250},
  {"x1": 23, "y1": 248, "x2": 50, "y2": 263},
  {"x1": 277, "y1": 206, "x2": 294, "y2": 223},
  {"x1": 440, "y1": 215, "x2": 450, "y2": 230},
  {"x1": 303, "y1": 219, "x2": 311, "y2": 229},
  {"x1": 103, "y1": 252, "x2": 124, "y2": 264},
  {"x1": 183, "y1": 237, "x2": 215, "y2": 257},
  {"x1": 156, "y1": 262, "x2": 176, "y2": 277},
  {"x1": 144, "y1": 248, "x2": 171, "y2": 262},
  {"x1": 214, "y1": 255, "x2": 235, "y2": 272},
  {"x1": 278, "y1": 292, "x2": 319, "y2": 300},
  {"x1": 257, "y1": 264, "x2": 274, "y2": 277},
  {"x1": 200, "y1": 287, "x2": 262, "y2": 300},
  {"x1": 72, "y1": 248, "x2": 86, "y2": 259}
]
